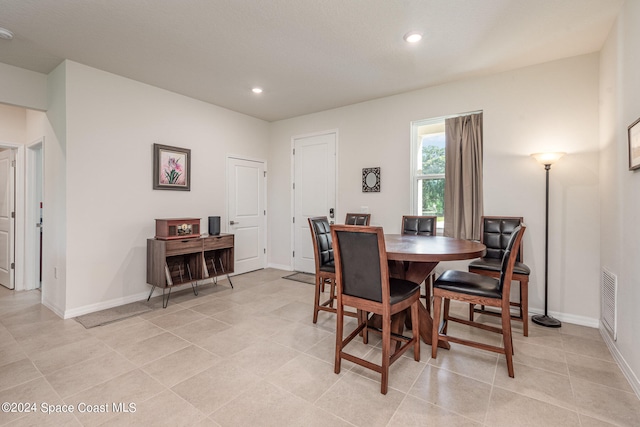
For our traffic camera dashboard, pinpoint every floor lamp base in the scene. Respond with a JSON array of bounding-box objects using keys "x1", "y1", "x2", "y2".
[{"x1": 532, "y1": 314, "x2": 562, "y2": 328}]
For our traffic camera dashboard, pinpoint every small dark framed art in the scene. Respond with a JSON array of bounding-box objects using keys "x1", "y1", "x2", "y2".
[
  {"x1": 153, "y1": 143, "x2": 191, "y2": 190},
  {"x1": 362, "y1": 167, "x2": 381, "y2": 192},
  {"x1": 629, "y1": 117, "x2": 640, "y2": 171}
]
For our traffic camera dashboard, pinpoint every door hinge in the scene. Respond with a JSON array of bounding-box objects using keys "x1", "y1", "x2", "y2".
[
  {"x1": 292, "y1": 251, "x2": 295, "y2": 257},
  {"x1": 292, "y1": 217, "x2": 295, "y2": 224},
  {"x1": 10, "y1": 262, "x2": 14, "y2": 270},
  {"x1": 292, "y1": 183, "x2": 295, "y2": 190},
  {"x1": 263, "y1": 248, "x2": 266, "y2": 254},
  {"x1": 264, "y1": 210, "x2": 266, "y2": 215},
  {"x1": 263, "y1": 171, "x2": 267, "y2": 177},
  {"x1": 11, "y1": 160, "x2": 15, "y2": 167},
  {"x1": 10, "y1": 212, "x2": 14, "y2": 219},
  {"x1": 293, "y1": 148, "x2": 295, "y2": 155}
]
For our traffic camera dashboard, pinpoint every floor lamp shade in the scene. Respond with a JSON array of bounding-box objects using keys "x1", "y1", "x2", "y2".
[{"x1": 530, "y1": 152, "x2": 564, "y2": 328}]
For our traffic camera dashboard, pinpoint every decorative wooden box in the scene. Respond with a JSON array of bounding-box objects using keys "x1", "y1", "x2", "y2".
[{"x1": 155, "y1": 218, "x2": 201, "y2": 240}]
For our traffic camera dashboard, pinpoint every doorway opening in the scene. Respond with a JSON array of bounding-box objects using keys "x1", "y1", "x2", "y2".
[{"x1": 25, "y1": 139, "x2": 44, "y2": 291}]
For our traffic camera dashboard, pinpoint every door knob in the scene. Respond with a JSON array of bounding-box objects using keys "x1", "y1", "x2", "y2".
[{"x1": 230, "y1": 221, "x2": 239, "y2": 225}]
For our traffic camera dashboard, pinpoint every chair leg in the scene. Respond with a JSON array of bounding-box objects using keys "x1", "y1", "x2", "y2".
[
  {"x1": 359, "y1": 310, "x2": 369, "y2": 344},
  {"x1": 432, "y1": 295, "x2": 442, "y2": 359},
  {"x1": 521, "y1": 279, "x2": 529, "y2": 337},
  {"x1": 329, "y1": 278, "x2": 336, "y2": 308},
  {"x1": 381, "y1": 312, "x2": 391, "y2": 395},
  {"x1": 334, "y1": 302, "x2": 344, "y2": 374},
  {"x1": 469, "y1": 303, "x2": 475, "y2": 321},
  {"x1": 443, "y1": 299, "x2": 451, "y2": 335},
  {"x1": 313, "y1": 277, "x2": 322, "y2": 323},
  {"x1": 411, "y1": 301, "x2": 420, "y2": 361},
  {"x1": 501, "y1": 306, "x2": 515, "y2": 378},
  {"x1": 424, "y1": 274, "x2": 433, "y2": 314}
]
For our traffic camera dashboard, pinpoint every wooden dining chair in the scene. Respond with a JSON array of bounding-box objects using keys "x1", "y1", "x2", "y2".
[
  {"x1": 401, "y1": 215, "x2": 437, "y2": 311},
  {"x1": 468, "y1": 216, "x2": 530, "y2": 336},
  {"x1": 344, "y1": 213, "x2": 371, "y2": 225},
  {"x1": 331, "y1": 224, "x2": 421, "y2": 394},
  {"x1": 432, "y1": 224, "x2": 526, "y2": 378},
  {"x1": 308, "y1": 216, "x2": 357, "y2": 323}
]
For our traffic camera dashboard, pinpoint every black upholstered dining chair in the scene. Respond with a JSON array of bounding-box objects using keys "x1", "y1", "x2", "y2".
[
  {"x1": 401, "y1": 215, "x2": 437, "y2": 236},
  {"x1": 331, "y1": 224, "x2": 421, "y2": 394},
  {"x1": 401, "y1": 215, "x2": 438, "y2": 310},
  {"x1": 432, "y1": 224, "x2": 526, "y2": 378},
  {"x1": 308, "y1": 216, "x2": 357, "y2": 323},
  {"x1": 468, "y1": 216, "x2": 531, "y2": 336},
  {"x1": 344, "y1": 213, "x2": 371, "y2": 225}
]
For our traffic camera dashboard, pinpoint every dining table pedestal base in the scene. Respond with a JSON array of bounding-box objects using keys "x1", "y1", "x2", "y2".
[
  {"x1": 365, "y1": 235, "x2": 485, "y2": 352},
  {"x1": 384, "y1": 260, "x2": 450, "y2": 350}
]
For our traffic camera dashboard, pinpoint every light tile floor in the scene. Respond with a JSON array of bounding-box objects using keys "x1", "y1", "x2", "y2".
[{"x1": 0, "y1": 269, "x2": 638, "y2": 426}]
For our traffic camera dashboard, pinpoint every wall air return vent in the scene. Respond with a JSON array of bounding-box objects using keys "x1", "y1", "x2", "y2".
[{"x1": 601, "y1": 268, "x2": 617, "y2": 341}]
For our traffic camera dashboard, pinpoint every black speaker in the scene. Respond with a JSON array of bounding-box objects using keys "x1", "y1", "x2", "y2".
[{"x1": 208, "y1": 216, "x2": 220, "y2": 235}]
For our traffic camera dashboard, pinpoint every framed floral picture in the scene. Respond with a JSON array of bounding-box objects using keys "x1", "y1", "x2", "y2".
[{"x1": 153, "y1": 143, "x2": 191, "y2": 191}]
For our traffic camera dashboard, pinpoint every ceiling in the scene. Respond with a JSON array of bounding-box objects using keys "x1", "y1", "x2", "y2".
[{"x1": 0, "y1": 0, "x2": 624, "y2": 122}]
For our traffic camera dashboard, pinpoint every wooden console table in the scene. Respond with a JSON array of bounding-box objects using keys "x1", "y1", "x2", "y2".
[{"x1": 146, "y1": 234, "x2": 234, "y2": 307}]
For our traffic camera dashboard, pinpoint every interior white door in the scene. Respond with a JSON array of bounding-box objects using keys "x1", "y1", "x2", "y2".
[
  {"x1": 293, "y1": 132, "x2": 336, "y2": 273},
  {"x1": 227, "y1": 157, "x2": 266, "y2": 274},
  {"x1": 0, "y1": 149, "x2": 15, "y2": 289}
]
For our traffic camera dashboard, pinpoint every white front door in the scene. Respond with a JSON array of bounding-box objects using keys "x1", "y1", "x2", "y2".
[
  {"x1": 227, "y1": 157, "x2": 266, "y2": 274},
  {"x1": 293, "y1": 132, "x2": 336, "y2": 273},
  {"x1": 0, "y1": 149, "x2": 15, "y2": 289}
]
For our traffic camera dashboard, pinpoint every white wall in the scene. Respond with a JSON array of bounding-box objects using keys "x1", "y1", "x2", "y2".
[
  {"x1": 42, "y1": 62, "x2": 68, "y2": 316},
  {"x1": 0, "y1": 62, "x2": 66, "y2": 314},
  {"x1": 269, "y1": 54, "x2": 601, "y2": 326},
  {"x1": 0, "y1": 103, "x2": 26, "y2": 143},
  {"x1": 63, "y1": 61, "x2": 269, "y2": 315},
  {"x1": 599, "y1": 0, "x2": 640, "y2": 395},
  {"x1": 0, "y1": 62, "x2": 47, "y2": 111}
]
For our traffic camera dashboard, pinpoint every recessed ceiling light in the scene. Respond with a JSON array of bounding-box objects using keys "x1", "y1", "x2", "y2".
[
  {"x1": 403, "y1": 31, "x2": 422, "y2": 43},
  {"x1": 0, "y1": 27, "x2": 14, "y2": 40},
  {"x1": 252, "y1": 87, "x2": 263, "y2": 94}
]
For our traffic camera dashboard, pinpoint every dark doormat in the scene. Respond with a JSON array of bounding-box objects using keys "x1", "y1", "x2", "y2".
[{"x1": 283, "y1": 272, "x2": 315, "y2": 285}]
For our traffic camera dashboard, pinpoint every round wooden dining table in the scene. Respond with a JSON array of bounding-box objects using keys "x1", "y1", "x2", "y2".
[{"x1": 383, "y1": 234, "x2": 486, "y2": 349}]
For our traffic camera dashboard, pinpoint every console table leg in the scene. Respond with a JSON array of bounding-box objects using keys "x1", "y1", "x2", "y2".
[
  {"x1": 209, "y1": 258, "x2": 218, "y2": 284},
  {"x1": 147, "y1": 285, "x2": 156, "y2": 301},
  {"x1": 162, "y1": 287, "x2": 172, "y2": 308},
  {"x1": 191, "y1": 282, "x2": 199, "y2": 296},
  {"x1": 218, "y1": 258, "x2": 234, "y2": 288}
]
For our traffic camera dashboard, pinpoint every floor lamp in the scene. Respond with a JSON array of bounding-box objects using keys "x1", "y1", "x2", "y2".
[{"x1": 530, "y1": 152, "x2": 565, "y2": 328}]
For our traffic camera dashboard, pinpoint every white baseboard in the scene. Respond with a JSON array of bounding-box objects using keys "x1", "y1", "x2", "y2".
[
  {"x1": 42, "y1": 298, "x2": 65, "y2": 319},
  {"x1": 62, "y1": 280, "x2": 229, "y2": 319},
  {"x1": 268, "y1": 262, "x2": 293, "y2": 271},
  {"x1": 600, "y1": 326, "x2": 640, "y2": 399},
  {"x1": 63, "y1": 290, "x2": 151, "y2": 319},
  {"x1": 527, "y1": 307, "x2": 599, "y2": 328}
]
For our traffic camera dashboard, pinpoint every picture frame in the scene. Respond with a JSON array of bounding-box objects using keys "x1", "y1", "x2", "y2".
[
  {"x1": 362, "y1": 167, "x2": 381, "y2": 192},
  {"x1": 629, "y1": 117, "x2": 640, "y2": 171},
  {"x1": 153, "y1": 143, "x2": 191, "y2": 190}
]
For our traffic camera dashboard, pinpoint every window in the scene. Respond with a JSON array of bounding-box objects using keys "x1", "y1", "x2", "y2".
[
  {"x1": 410, "y1": 111, "x2": 483, "y2": 238},
  {"x1": 411, "y1": 119, "x2": 445, "y2": 227}
]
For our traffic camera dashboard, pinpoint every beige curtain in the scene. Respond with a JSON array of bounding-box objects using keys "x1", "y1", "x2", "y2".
[{"x1": 443, "y1": 112, "x2": 483, "y2": 240}]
